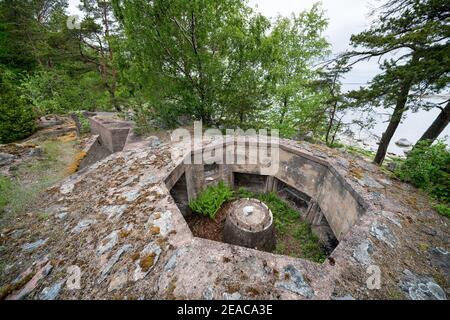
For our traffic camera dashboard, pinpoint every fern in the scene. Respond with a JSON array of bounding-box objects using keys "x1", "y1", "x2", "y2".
[{"x1": 189, "y1": 181, "x2": 234, "y2": 219}]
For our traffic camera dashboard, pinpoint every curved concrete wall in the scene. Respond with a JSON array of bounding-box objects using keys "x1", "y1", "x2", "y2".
[
  {"x1": 165, "y1": 142, "x2": 367, "y2": 241},
  {"x1": 275, "y1": 146, "x2": 366, "y2": 241}
]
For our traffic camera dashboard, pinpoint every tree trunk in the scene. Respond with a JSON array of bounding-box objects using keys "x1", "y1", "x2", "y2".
[
  {"x1": 109, "y1": 89, "x2": 121, "y2": 112},
  {"x1": 325, "y1": 100, "x2": 338, "y2": 145},
  {"x1": 279, "y1": 96, "x2": 288, "y2": 125},
  {"x1": 330, "y1": 118, "x2": 342, "y2": 146},
  {"x1": 373, "y1": 79, "x2": 412, "y2": 165},
  {"x1": 415, "y1": 100, "x2": 450, "y2": 146}
]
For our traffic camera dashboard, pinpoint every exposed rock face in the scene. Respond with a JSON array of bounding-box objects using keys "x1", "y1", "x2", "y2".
[
  {"x1": 98, "y1": 244, "x2": 133, "y2": 284},
  {"x1": 428, "y1": 247, "x2": 450, "y2": 275},
  {"x1": 22, "y1": 239, "x2": 48, "y2": 252},
  {"x1": 40, "y1": 281, "x2": 64, "y2": 300},
  {"x1": 0, "y1": 136, "x2": 448, "y2": 300},
  {"x1": 352, "y1": 239, "x2": 374, "y2": 266},
  {"x1": 357, "y1": 175, "x2": 384, "y2": 189},
  {"x1": 71, "y1": 219, "x2": 96, "y2": 233},
  {"x1": 275, "y1": 265, "x2": 314, "y2": 298},
  {"x1": 37, "y1": 115, "x2": 64, "y2": 129},
  {"x1": 97, "y1": 231, "x2": 119, "y2": 256},
  {"x1": 108, "y1": 267, "x2": 128, "y2": 292},
  {"x1": 0, "y1": 152, "x2": 17, "y2": 166},
  {"x1": 133, "y1": 241, "x2": 161, "y2": 281},
  {"x1": 0, "y1": 143, "x2": 42, "y2": 173},
  {"x1": 370, "y1": 222, "x2": 397, "y2": 248},
  {"x1": 399, "y1": 270, "x2": 446, "y2": 300}
]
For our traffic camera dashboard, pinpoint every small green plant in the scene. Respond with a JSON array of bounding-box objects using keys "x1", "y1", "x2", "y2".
[
  {"x1": 72, "y1": 111, "x2": 91, "y2": 134},
  {"x1": 342, "y1": 145, "x2": 375, "y2": 158},
  {"x1": 189, "y1": 181, "x2": 234, "y2": 219},
  {"x1": 293, "y1": 223, "x2": 326, "y2": 262},
  {"x1": 433, "y1": 203, "x2": 450, "y2": 218},
  {"x1": 258, "y1": 192, "x2": 299, "y2": 234},
  {"x1": 236, "y1": 187, "x2": 255, "y2": 199},
  {"x1": 395, "y1": 140, "x2": 450, "y2": 217}
]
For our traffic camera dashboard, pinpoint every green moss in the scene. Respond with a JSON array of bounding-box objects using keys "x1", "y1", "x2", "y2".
[
  {"x1": 258, "y1": 192, "x2": 299, "y2": 234},
  {"x1": 0, "y1": 175, "x2": 12, "y2": 212},
  {"x1": 342, "y1": 145, "x2": 375, "y2": 159}
]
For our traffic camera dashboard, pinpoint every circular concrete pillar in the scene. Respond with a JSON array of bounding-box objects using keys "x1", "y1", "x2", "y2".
[{"x1": 223, "y1": 198, "x2": 275, "y2": 251}]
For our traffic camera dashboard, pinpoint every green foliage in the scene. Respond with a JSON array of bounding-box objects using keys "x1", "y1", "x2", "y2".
[
  {"x1": 344, "y1": 0, "x2": 450, "y2": 164},
  {"x1": 0, "y1": 68, "x2": 36, "y2": 143},
  {"x1": 342, "y1": 145, "x2": 376, "y2": 159},
  {"x1": 258, "y1": 192, "x2": 299, "y2": 234},
  {"x1": 77, "y1": 0, "x2": 122, "y2": 111},
  {"x1": 0, "y1": 175, "x2": 12, "y2": 212},
  {"x1": 257, "y1": 192, "x2": 325, "y2": 263},
  {"x1": 113, "y1": 0, "x2": 329, "y2": 130},
  {"x1": 292, "y1": 223, "x2": 325, "y2": 263},
  {"x1": 347, "y1": 0, "x2": 449, "y2": 107},
  {"x1": 0, "y1": 0, "x2": 43, "y2": 72},
  {"x1": 189, "y1": 181, "x2": 234, "y2": 219},
  {"x1": 21, "y1": 69, "x2": 110, "y2": 115},
  {"x1": 0, "y1": 0, "x2": 123, "y2": 121},
  {"x1": 236, "y1": 187, "x2": 255, "y2": 199},
  {"x1": 266, "y1": 4, "x2": 330, "y2": 138},
  {"x1": 396, "y1": 140, "x2": 450, "y2": 216},
  {"x1": 433, "y1": 203, "x2": 450, "y2": 218}
]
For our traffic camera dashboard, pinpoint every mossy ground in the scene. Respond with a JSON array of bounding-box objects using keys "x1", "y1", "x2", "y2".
[{"x1": 0, "y1": 136, "x2": 79, "y2": 219}]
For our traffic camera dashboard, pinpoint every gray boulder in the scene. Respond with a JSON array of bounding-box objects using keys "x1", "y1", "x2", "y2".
[{"x1": 395, "y1": 138, "x2": 412, "y2": 148}]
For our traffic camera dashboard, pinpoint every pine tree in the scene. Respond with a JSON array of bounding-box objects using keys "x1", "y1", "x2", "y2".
[{"x1": 344, "y1": 0, "x2": 449, "y2": 164}]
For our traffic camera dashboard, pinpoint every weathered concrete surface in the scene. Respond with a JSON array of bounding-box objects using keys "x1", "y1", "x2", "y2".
[
  {"x1": 0, "y1": 137, "x2": 448, "y2": 300},
  {"x1": 89, "y1": 116, "x2": 133, "y2": 153},
  {"x1": 78, "y1": 135, "x2": 112, "y2": 170}
]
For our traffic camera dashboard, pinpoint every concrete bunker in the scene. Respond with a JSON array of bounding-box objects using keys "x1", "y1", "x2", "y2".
[{"x1": 165, "y1": 141, "x2": 367, "y2": 263}]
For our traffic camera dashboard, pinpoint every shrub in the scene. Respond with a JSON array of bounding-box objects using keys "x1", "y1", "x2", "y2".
[
  {"x1": 395, "y1": 140, "x2": 450, "y2": 216},
  {"x1": 0, "y1": 68, "x2": 36, "y2": 143},
  {"x1": 189, "y1": 181, "x2": 234, "y2": 219}
]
